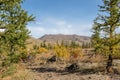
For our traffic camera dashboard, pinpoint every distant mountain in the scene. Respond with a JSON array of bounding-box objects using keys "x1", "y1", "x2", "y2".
[
  {"x1": 39, "y1": 34, "x2": 91, "y2": 45},
  {"x1": 26, "y1": 37, "x2": 41, "y2": 49}
]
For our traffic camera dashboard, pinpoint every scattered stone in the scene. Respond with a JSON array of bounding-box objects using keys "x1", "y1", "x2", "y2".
[
  {"x1": 47, "y1": 56, "x2": 57, "y2": 63},
  {"x1": 66, "y1": 63, "x2": 79, "y2": 72},
  {"x1": 88, "y1": 76, "x2": 91, "y2": 79}
]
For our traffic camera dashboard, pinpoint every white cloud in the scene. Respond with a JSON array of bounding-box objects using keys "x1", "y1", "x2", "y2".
[
  {"x1": 27, "y1": 26, "x2": 45, "y2": 38},
  {"x1": 27, "y1": 17, "x2": 92, "y2": 38},
  {"x1": 35, "y1": 21, "x2": 42, "y2": 25},
  {"x1": 67, "y1": 25, "x2": 72, "y2": 28},
  {"x1": 0, "y1": 29, "x2": 5, "y2": 32},
  {"x1": 47, "y1": 18, "x2": 66, "y2": 26},
  {"x1": 44, "y1": 17, "x2": 68, "y2": 27}
]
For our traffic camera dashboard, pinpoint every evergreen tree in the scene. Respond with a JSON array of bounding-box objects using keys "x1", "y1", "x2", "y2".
[
  {"x1": 0, "y1": 0, "x2": 35, "y2": 63},
  {"x1": 43, "y1": 40, "x2": 46, "y2": 48},
  {"x1": 47, "y1": 43, "x2": 52, "y2": 49},
  {"x1": 61, "y1": 40, "x2": 64, "y2": 46},
  {"x1": 92, "y1": 0, "x2": 120, "y2": 73},
  {"x1": 91, "y1": 24, "x2": 103, "y2": 53},
  {"x1": 70, "y1": 41, "x2": 76, "y2": 48}
]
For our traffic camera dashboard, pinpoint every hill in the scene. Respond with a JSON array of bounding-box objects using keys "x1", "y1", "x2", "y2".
[
  {"x1": 26, "y1": 37, "x2": 41, "y2": 49},
  {"x1": 39, "y1": 34, "x2": 91, "y2": 45}
]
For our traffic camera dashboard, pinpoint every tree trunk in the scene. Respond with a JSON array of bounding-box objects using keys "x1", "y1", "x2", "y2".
[
  {"x1": 106, "y1": 25, "x2": 114, "y2": 73},
  {"x1": 106, "y1": 54, "x2": 113, "y2": 73}
]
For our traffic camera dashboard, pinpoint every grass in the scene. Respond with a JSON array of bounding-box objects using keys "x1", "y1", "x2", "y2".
[
  {"x1": 11, "y1": 69, "x2": 34, "y2": 80},
  {"x1": 0, "y1": 63, "x2": 34, "y2": 80},
  {"x1": 0, "y1": 64, "x2": 16, "y2": 78}
]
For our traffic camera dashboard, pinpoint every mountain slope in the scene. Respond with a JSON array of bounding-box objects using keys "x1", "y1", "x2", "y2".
[{"x1": 39, "y1": 34, "x2": 91, "y2": 44}]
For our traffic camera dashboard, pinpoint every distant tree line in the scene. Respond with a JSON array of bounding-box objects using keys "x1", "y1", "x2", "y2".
[{"x1": 38, "y1": 40, "x2": 92, "y2": 49}]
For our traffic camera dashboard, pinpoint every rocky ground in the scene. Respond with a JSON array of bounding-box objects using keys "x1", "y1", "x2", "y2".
[
  {"x1": 33, "y1": 73, "x2": 120, "y2": 80},
  {"x1": 2, "y1": 53, "x2": 120, "y2": 80},
  {"x1": 27, "y1": 61, "x2": 120, "y2": 80}
]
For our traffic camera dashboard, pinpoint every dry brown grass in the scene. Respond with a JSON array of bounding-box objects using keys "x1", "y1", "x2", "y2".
[
  {"x1": 1, "y1": 63, "x2": 34, "y2": 80},
  {"x1": 79, "y1": 53, "x2": 106, "y2": 63},
  {"x1": 89, "y1": 54, "x2": 107, "y2": 63},
  {"x1": 33, "y1": 51, "x2": 55, "y2": 65}
]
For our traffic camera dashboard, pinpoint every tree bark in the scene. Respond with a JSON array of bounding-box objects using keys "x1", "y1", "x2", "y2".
[{"x1": 106, "y1": 54, "x2": 113, "y2": 73}]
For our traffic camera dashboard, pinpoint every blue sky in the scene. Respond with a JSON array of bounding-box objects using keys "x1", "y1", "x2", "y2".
[{"x1": 22, "y1": 0, "x2": 102, "y2": 38}]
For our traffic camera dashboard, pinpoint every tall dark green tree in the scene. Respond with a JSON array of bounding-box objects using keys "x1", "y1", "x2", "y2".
[
  {"x1": 92, "y1": 0, "x2": 120, "y2": 73},
  {"x1": 0, "y1": 0, "x2": 35, "y2": 62},
  {"x1": 92, "y1": 23, "x2": 104, "y2": 53}
]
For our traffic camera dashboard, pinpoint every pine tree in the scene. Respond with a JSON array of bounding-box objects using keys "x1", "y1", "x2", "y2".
[
  {"x1": 70, "y1": 41, "x2": 78, "y2": 48},
  {"x1": 0, "y1": 0, "x2": 35, "y2": 63},
  {"x1": 92, "y1": 23, "x2": 104, "y2": 53},
  {"x1": 92, "y1": 0, "x2": 120, "y2": 73}
]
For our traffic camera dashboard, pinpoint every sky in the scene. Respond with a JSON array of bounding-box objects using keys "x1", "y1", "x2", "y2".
[{"x1": 22, "y1": 0, "x2": 102, "y2": 38}]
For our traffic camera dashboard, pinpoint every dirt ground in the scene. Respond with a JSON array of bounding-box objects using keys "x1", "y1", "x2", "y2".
[
  {"x1": 21, "y1": 52, "x2": 120, "y2": 80},
  {"x1": 27, "y1": 61, "x2": 120, "y2": 80},
  {"x1": 1, "y1": 53, "x2": 120, "y2": 80}
]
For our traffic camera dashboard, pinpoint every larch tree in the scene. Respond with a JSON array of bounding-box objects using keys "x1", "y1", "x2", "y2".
[
  {"x1": 0, "y1": 0, "x2": 35, "y2": 63},
  {"x1": 92, "y1": 0, "x2": 120, "y2": 73}
]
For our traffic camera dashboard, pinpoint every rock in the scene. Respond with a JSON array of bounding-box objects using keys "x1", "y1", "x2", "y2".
[
  {"x1": 47, "y1": 56, "x2": 57, "y2": 63},
  {"x1": 88, "y1": 76, "x2": 91, "y2": 79},
  {"x1": 66, "y1": 63, "x2": 79, "y2": 72}
]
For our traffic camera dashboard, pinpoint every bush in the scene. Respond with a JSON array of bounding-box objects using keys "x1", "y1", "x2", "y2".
[
  {"x1": 10, "y1": 54, "x2": 20, "y2": 63},
  {"x1": 39, "y1": 47, "x2": 48, "y2": 53},
  {"x1": 54, "y1": 45, "x2": 70, "y2": 60},
  {"x1": 0, "y1": 64, "x2": 16, "y2": 78},
  {"x1": 1, "y1": 54, "x2": 20, "y2": 67},
  {"x1": 69, "y1": 48, "x2": 83, "y2": 62}
]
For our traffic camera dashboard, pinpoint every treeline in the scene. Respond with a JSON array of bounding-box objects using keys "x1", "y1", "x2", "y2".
[{"x1": 35, "y1": 40, "x2": 92, "y2": 50}]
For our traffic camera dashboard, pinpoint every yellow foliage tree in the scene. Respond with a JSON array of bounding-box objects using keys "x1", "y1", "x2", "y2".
[
  {"x1": 70, "y1": 47, "x2": 83, "y2": 62},
  {"x1": 39, "y1": 47, "x2": 48, "y2": 53},
  {"x1": 54, "y1": 45, "x2": 70, "y2": 60}
]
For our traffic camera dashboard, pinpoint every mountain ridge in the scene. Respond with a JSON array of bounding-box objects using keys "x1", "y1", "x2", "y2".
[{"x1": 39, "y1": 34, "x2": 91, "y2": 45}]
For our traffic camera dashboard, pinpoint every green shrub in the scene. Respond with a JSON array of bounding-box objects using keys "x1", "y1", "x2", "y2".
[
  {"x1": 0, "y1": 64, "x2": 16, "y2": 78},
  {"x1": 10, "y1": 54, "x2": 20, "y2": 63}
]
